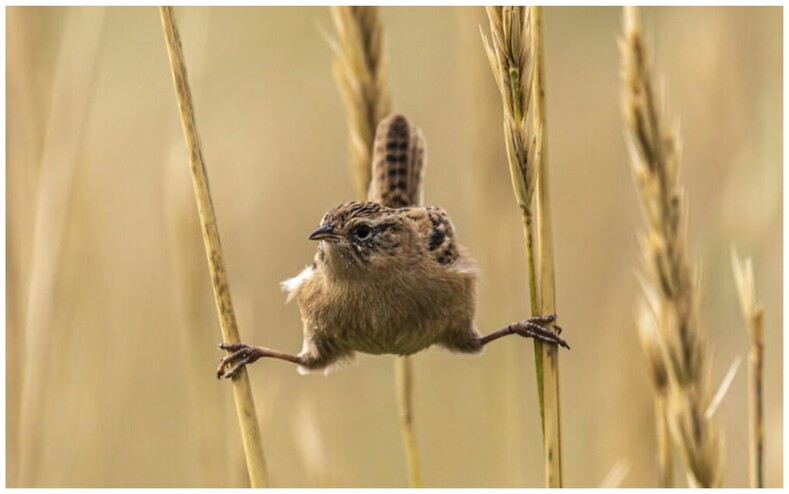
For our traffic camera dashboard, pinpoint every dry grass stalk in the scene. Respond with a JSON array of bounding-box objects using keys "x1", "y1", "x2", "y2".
[
  {"x1": 482, "y1": 6, "x2": 564, "y2": 487},
  {"x1": 481, "y1": 3, "x2": 539, "y2": 384},
  {"x1": 621, "y1": 6, "x2": 722, "y2": 487},
  {"x1": 329, "y1": 6, "x2": 393, "y2": 200},
  {"x1": 162, "y1": 8, "x2": 236, "y2": 486},
  {"x1": 395, "y1": 356, "x2": 421, "y2": 487},
  {"x1": 159, "y1": 6, "x2": 269, "y2": 487},
  {"x1": 731, "y1": 249, "x2": 765, "y2": 487},
  {"x1": 531, "y1": 7, "x2": 563, "y2": 487},
  {"x1": 16, "y1": 7, "x2": 107, "y2": 486}
]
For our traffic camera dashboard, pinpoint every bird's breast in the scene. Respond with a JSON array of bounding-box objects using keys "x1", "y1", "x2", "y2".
[{"x1": 308, "y1": 271, "x2": 453, "y2": 356}]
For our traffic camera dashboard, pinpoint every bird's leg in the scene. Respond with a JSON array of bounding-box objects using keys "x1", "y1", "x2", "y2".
[
  {"x1": 217, "y1": 342, "x2": 304, "y2": 379},
  {"x1": 479, "y1": 314, "x2": 570, "y2": 349}
]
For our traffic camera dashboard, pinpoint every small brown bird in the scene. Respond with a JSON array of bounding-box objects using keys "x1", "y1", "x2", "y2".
[{"x1": 217, "y1": 114, "x2": 568, "y2": 378}]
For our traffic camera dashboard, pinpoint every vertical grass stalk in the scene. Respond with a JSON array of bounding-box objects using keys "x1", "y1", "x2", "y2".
[
  {"x1": 480, "y1": 4, "x2": 540, "y2": 403},
  {"x1": 328, "y1": 7, "x2": 421, "y2": 488},
  {"x1": 163, "y1": 8, "x2": 235, "y2": 486},
  {"x1": 530, "y1": 7, "x2": 563, "y2": 487},
  {"x1": 167, "y1": 147, "x2": 234, "y2": 485},
  {"x1": 395, "y1": 356, "x2": 422, "y2": 487},
  {"x1": 159, "y1": 6, "x2": 270, "y2": 487},
  {"x1": 481, "y1": 6, "x2": 562, "y2": 487},
  {"x1": 621, "y1": 6, "x2": 723, "y2": 487},
  {"x1": 731, "y1": 250, "x2": 765, "y2": 488}
]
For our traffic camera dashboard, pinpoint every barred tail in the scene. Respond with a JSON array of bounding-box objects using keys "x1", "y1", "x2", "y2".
[{"x1": 367, "y1": 114, "x2": 425, "y2": 208}]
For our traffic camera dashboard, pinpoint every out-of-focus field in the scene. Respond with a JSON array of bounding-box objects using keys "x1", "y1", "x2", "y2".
[{"x1": 6, "y1": 6, "x2": 782, "y2": 487}]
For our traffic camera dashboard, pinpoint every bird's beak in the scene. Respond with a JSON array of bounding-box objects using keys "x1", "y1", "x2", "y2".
[{"x1": 308, "y1": 225, "x2": 338, "y2": 241}]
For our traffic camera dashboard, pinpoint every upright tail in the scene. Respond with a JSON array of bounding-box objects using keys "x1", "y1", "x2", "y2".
[{"x1": 367, "y1": 114, "x2": 425, "y2": 208}]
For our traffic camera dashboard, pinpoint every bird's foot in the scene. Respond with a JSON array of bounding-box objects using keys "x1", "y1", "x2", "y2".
[
  {"x1": 217, "y1": 342, "x2": 264, "y2": 379},
  {"x1": 512, "y1": 314, "x2": 569, "y2": 349}
]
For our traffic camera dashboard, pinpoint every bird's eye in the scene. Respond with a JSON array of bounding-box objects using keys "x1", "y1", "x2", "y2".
[{"x1": 353, "y1": 224, "x2": 371, "y2": 240}]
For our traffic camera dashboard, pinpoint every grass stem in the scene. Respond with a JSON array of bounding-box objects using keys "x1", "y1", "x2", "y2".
[
  {"x1": 159, "y1": 6, "x2": 270, "y2": 487},
  {"x1": 731, "y1": 250, "x2": 765, "y2": 488},
  {"x1": 396, "y1": 357, "x2": 422, "y2": 487},
  {"x1": 531, "y1": 8, "x2": 563, "y2": 487},
  {"x1": 749, "y1": 313, "x2": 765, "y2": 488},
  {"x1": 482, "y1": 6, "x2": 562, "y2": 487}
]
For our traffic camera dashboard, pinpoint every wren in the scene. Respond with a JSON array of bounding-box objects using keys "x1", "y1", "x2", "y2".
[{"x1": 217, "y1": 114, "x2": 568, "y2": 378}]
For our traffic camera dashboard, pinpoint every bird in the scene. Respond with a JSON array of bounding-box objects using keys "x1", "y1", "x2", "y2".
[{"x1": 217, "y1": 114, "x2": 568, "y2": 378}]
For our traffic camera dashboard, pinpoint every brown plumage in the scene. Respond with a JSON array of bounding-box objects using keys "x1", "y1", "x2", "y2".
[
  {"x1": 369, "y1": 114, "x2": 425, "y2": 208},
  {"x1": 217, "y1": 114, "x2": 567, "y2": 378}
]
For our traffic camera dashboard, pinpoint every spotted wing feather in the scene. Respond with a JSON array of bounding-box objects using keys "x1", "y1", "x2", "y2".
[
  {"x1": 403, "y1": 206, "x2": 459, "y2": 266},
  {"x1": 423, "y1": 206, "x2": 459, "y2": 266}
]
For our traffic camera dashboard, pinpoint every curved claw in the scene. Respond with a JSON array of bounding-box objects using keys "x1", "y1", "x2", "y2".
[
  {"x1": 514, "y1": 319, "x2": 570, "y2": 350},
  {"x1": 216, "y1": 343, "x2": 262, "y2": 379}
]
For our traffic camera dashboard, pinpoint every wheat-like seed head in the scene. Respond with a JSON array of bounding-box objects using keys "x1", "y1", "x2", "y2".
[
  {"x1": 731, "y1": 248, "x2": 765, "y2": 341},
  {"x1": 621, "y1": 6, "x2": 722, "y2": 487},
  {"x1": 666, "y1": 387, "x2": 723, "y2": 488},
  {"x1": 481, "y1": 6, "x2": 540, "y2": 213},
  {"x1": 731, "y1": 250, "x2": 755, "y2": 319},
  {"x1": 636, "y1": 297, "x2": 669, "y2": 393},
  {"x1": 329, "y1": 6, "x2": 392, "y2": 199}
]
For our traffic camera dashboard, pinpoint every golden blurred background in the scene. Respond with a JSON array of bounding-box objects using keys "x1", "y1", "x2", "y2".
[{"x1": 6, "y1": 6, "x2": 782, "y2": 487}]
